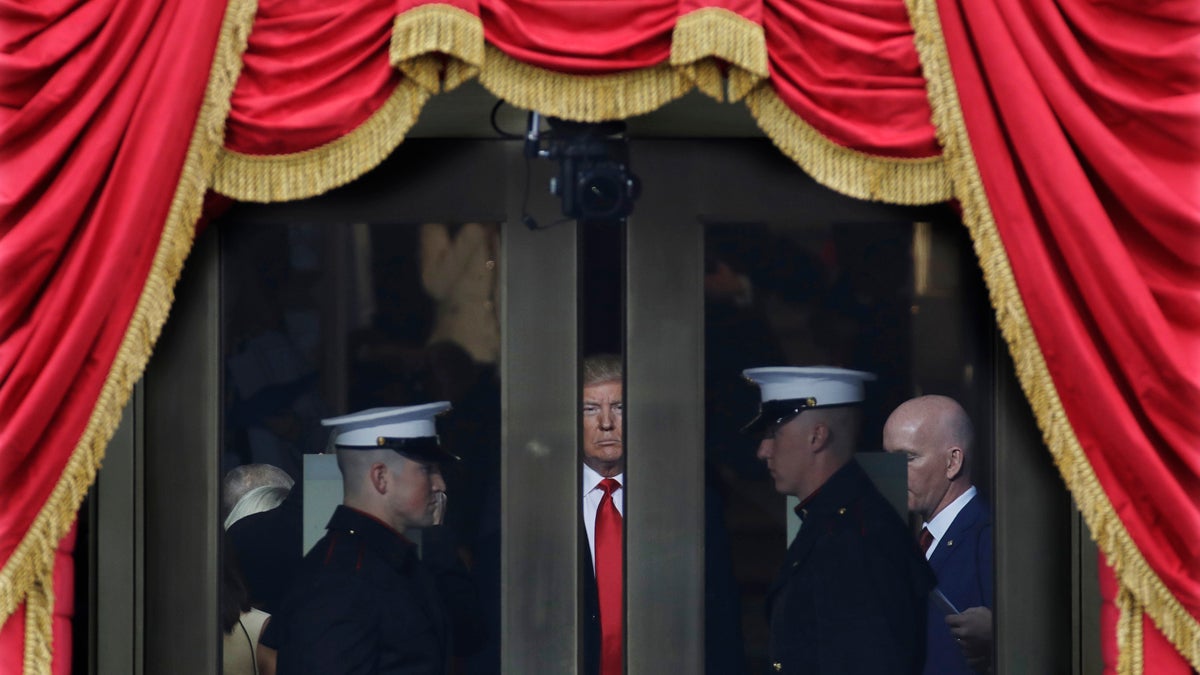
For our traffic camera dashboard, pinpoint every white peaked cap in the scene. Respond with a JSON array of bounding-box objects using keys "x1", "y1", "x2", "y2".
[
  {"x1": 742, "y1": 367, "x2": 876, "y2": 406},
  {"x1": 322, "y1": 402, "x2": 451, "y2": 447}
]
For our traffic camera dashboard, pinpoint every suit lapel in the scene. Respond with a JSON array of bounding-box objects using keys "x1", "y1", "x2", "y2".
[{"x1": 929, "y1": 494, "x2": 983, "y2": 570}]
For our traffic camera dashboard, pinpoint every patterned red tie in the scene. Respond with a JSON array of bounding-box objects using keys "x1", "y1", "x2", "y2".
[
  {"x1": 919, "y1": 526, "x2": 934, "y2": 555},
  {"x1": 596, "y1": 477, "x2": 623, "y2": 675}
]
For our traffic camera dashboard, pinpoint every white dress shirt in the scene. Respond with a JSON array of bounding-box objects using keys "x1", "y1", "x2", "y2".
[
  {"x1": 581, "y1": 463, "x2": 625, "y2": 570},
  {"x1": 923, "y1": 485, "x2": 977, "y2": 559}
]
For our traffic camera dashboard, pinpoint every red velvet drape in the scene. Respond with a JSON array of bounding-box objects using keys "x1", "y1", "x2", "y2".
[
  {"x1": 761, "y1": 0, "x2": 940, "y2": 157},
  {"x1": 936, "y1": 0, "x2": 1200, "y2": 667},
  {"x1": 224, "y1": 0, "x2": 400, "y2": 155},
  {"x1": 0, "y1": 0, "x2": 229, "y2": 664}
]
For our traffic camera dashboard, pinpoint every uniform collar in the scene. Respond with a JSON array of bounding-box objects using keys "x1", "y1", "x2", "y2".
[
  {"x1": 328, "y1": 505, "x2": 418, "y2": 563},
  {"x1": 793, "y1": 459, "x2": 866, "y2": 522}
]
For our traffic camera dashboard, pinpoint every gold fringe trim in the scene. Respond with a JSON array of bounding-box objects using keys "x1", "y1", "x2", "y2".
[
  {"x1": 478, "y1": 44, "x2": 693, "y2": 122},
  {"x1": 0, "y1": 0, "x2": 258, "y2": 671},
  {"x1": 905, "y1": 0, "x2": 1200, "y2": 669},
  {"x1": 212, "y1": 78, "x2": 431, "y2": 203},
  {"x1": 390, "y1": 4, "x2": 484, "y2": 94},
  {"x1": 670, "y1": 7, "x2": 768, "y2": 102},
  {"x1": 1117, "y1": 585, "x2": 1146, "y2": 675},
  {"x1": 743, "y1": 84, "x2": 951, "y2": 205}
]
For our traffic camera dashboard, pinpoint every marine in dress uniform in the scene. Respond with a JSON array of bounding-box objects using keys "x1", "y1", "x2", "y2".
[
  {"x1": 743, "y1": 367, "x2": 935, "y2": 675},
  {"x1": 263, "y1": 403, "x2": 461, "y2": 675}
]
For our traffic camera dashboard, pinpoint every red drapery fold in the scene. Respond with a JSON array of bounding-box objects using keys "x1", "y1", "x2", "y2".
[
  {"x1": 479, "y1": 0, "x2": 677, "y2": 73},
  {"x1": 933, "y1": 0, "x2": 1200, "y2": 666},
  {"x1": 223, "y1": 0, "x2": 401, "y2": 155},
  {"x1": 760, "y1": 0, "x2": 940, "y2": 157},
  {"x1": 0, "y1": 0, "x2": 236, "y2": 666}
]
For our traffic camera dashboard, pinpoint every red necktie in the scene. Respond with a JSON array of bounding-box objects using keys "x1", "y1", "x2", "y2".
[
  {"x1": 595, "y1": 478, "x2": 623, "y2": 675},
  {"x1": 919, "y1": 526, "x2": 934, "y2": 555}
]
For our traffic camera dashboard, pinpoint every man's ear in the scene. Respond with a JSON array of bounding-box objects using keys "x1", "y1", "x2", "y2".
[
  {"x1": 946, "y1": 447, "x2": 964, "y2": 480},
  {"x1": 370, "y1": 463, "x2": 389, "y2": 494},
  {"x1": 810, "y1": 423, "x2": 830, "y2": 451}
]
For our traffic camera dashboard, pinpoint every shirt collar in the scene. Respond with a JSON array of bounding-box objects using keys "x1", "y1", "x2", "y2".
[
  {"x1": 925, "y1": 485, "x2": 978, "y2": 540},
  {"x1": 582, "y1": 463, "x2": 624, "y2": 495}
]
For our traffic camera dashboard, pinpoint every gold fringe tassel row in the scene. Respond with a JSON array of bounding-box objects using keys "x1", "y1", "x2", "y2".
[
  {"x1": 1117, "y1": 585, "x2": 1146, "y2": 675},
  {"x1": 904, "y1": 0, "x2": 1200, "y2": 670},
  {"x1": 670, "y1": 7, "x2": 768, "y2": 102},
  {"x1": 0, "y1": 0, "x2": 259, "y2": 672},
  {"x1": 478, "y1": 44, "x2": 693, "y2": 122},
  {"x1": 390, "y1": 4, "x2": 485, "y2": 94},
  {"x1": 212, "y1": 79, "x2": 432, "y2": 203},
  {"x1": 743, "y1": 85, "x2": 952, "y2": 205}
]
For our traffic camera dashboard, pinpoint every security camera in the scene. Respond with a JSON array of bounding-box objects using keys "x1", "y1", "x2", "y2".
[{"x1": 525, "y1": 113, "x2": 641, "y2": 221}]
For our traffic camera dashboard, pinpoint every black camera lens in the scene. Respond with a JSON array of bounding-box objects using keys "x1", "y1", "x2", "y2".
[{"x1": 577, "y1": 166, "x2": 629, "y2": 219}]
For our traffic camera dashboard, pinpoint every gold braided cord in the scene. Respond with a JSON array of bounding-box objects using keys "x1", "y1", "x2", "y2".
[
  {"x1": 905, "y1": 0, "x2": 1200, "y2": 669},
  {"x1": 478, "y1": 44, "x2": 692, "y2": 122},
  {"x1": 743, "y1": 85, "x2": 951, "y2": 205},
  {"x1": 23, "y1": 579, "x2": 51, "y2": 675},
  {"x1": 212, "y1": 79, "x2": 432, "y2": 203},
  {"x1": 390, "y1": 4, "x2": 485, "y2": 93},
  {"x1": 1117, "y1": 586, "x2": 1146, "y2": 675},
  {"x1": 670, "y1": 7, "x2": 768, "y2": 102},
  {"x1": 0, "y1": 0, "x2": 258, "y2": 670}
]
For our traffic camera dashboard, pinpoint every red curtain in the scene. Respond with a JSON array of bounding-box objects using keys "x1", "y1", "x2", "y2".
[
  {"x1": 932, "y1": 0, "x2": 1200, "y2": 667},
  {"x1": 761, "y1": 0, "x2": 940, "y2": 157},
  {"x1": 224, "y1": 0, "x2": 401, "y2": 155},
  {"x1": 2, "y1": 0, "x2": 1198, "y2": 671},
  {"x1": 0, "y1": 0, "x2": 234, "y2": 666}
]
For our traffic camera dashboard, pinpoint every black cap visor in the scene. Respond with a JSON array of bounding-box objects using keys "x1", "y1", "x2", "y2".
[
  {"x1": 337, "y1": 435, "x2": 460, "y2": 464},
  {"x1": 740, "y1": 398, "x2": 818, "y2": 438}
]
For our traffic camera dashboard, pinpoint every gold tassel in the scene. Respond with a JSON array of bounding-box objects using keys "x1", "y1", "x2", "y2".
[
  {"x1": 1116, "y1": 583, "x2": 1145, "y2": 675},
  {"x1": 743, "y1": 85, "x2": 951, "y2": 205},
  {"x1": 0, "y1": 0, "x2": 259, "y2": 663},
  {"x1": 212, "y1": 79, "x2": 431, "y2": 203},
  {"x1": 390, "y1": 4, "x2": 485, "y2": 93},
  {"x1": 478, "y1": 44, "x2": 692, "y2": 122},
  {"x1": 670, "y1": 8, "x2": 768, "y2": 102},
  {"x1": 905, "y1": 0, "x2": 1200, "y2": 668},
  {"x1": 23, "y1": 578, "x2": 52, "y2": 675}
]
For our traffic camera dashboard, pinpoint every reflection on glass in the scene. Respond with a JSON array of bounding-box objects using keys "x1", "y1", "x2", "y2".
[
  {"x1": 219, "y1": 220, "x2": 502, "y2": 673},
  {"x1": 704, "y1": 218, "x2": 994, "y2": 674}
]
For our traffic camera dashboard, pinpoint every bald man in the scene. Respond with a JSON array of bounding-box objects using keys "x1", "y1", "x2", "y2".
[{"x1": 884, "y1": 395, "x2": 994, "y2": 674}]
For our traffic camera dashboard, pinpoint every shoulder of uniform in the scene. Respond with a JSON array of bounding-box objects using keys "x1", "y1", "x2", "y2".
[{"x1": 309, "y1": 529, "x2": 376, "y2": 574}]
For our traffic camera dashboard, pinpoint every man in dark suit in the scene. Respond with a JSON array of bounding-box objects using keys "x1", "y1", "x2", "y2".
[
  {"x1": 884, "y1": 395, "x2": 993, "y2": 674},
  {"x1": 579, "y1": 354, "x2": 746, "y2": 675},
  {"x1": 742, "y1": 367, "x2": 934, "y2": 674},
  {"x1": 579, "y1": 355, "x2": 626, "y2": 675}
]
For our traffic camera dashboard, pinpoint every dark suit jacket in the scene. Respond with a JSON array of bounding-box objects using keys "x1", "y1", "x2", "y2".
[
  {"x1": 582, "y1": 524, "x2": 602, "y2": 675},
  {"x1": 580, "y1": 473, "x2": 747, "y2": 675},
  {"x1": 924, "y1": 493, "x2": 993, "y2": 675},
  {"x1": 766, "y1": 459, "x2": 935, "y2": 674}
]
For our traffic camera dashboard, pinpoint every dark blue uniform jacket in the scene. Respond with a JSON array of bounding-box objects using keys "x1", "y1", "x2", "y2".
[
  {"x1": 766, "y1": 459, "x2": 935, "y2": 674},
  {"x1": 267, "y1": 505, "x2": 451, "y2": 675}
]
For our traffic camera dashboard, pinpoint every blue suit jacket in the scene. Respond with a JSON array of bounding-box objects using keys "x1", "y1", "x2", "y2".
[{"x1": 924, "y1": 494, "x2": 993, "y2": 675}]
